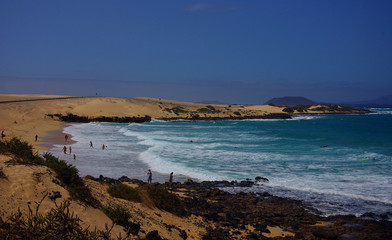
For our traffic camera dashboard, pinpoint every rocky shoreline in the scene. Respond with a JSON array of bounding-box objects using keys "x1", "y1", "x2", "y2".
[
  {"x1": 46, "y1": 113, "x2": 293, "y2": 123},
  {"x1": 94, "y1": 175, "x2": 392, "y2": 240},
  {"x1": 46, "y1": 113, "x2": 153, "y2": 123}
]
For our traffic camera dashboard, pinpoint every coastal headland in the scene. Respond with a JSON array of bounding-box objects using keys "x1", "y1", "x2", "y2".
[{"x1": 1, "y1": 94, "x2": 389, "y2": 239}]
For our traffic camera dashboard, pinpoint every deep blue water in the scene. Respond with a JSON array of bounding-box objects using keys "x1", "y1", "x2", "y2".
[{"x1": 50, "y1": 108, "x2": 392, "y2": 219}]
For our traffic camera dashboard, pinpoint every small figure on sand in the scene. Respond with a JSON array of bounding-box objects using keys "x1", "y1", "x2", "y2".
[
  {"x1": 102, "y1": 144, "x2": 105, "y2": 150},
  {"x1": 1, "y1": 131, "x2": 5, "y2": 139},
  {"x1": 35, "y1": 135, "x2": 38, "y2": 142},
  {"x1": 90, "y1": 141, "x2": 93, "y2": 148},
  {"x1": 169, "y1": 172, "x2": 173, "y2": 183},
  {"x1": 65, "y1": 134, "x2": 69, "y2": 142},
  {"x1": 69, "y1": 146, "x2": 72, "y2": 154},
  {"x1": 147, "y1": 169, "x2": 152, "y2": 184},
  {"x1": 73, "y1": 154, "x2": 76, "y2": 160},
  {"x1": 63, "y1": 146, "x2": 67, "y2": 154}
]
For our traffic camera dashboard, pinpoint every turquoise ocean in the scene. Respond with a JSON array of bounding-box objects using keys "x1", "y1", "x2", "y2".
[{"x1": 50, "y1": 108, "x2": 392, "y2": 219}]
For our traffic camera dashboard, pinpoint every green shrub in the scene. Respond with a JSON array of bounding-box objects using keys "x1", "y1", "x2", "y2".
[
  {"x1": 141, "y1": 184, "x2": 186, "y2": 217},
  {"x1": 197, "y1": 105, "x2": 220, "y2": 113},
  {"x1": 310, "y1": 106, "x2": 327, "y2": 111},
  {"x1": 282, "y1": 107, "x2": 294, "y2": 113},
  {"x1": 102, "y1": 205, "x2": 140, "y2": 235},
  {"x1": 295, "y1": 105, "x2": 311, "y2": 112},
  {"x1": 0, "y1": 201, "x2": 112, "y2": 240},
  {"x1": 42, "y1": 153, "x2": 79, "y2": 185},
  {"x1": 0, "y1": 137, "x2": 43, "y2": 164},
  {"x1": 107, "y1": 182, "x2": 140, "y2": 202},
  {"x1": 282, "y1": 105, "x2": 311, "y2": 113},
  {"x1": 0, "y1": 139, "x2": 99, "y2": 207},
  {"x1": 42, "y1": 153, "x2": 100, "y2": 208},
  {"x1": 164, "y1": 106, "x2": 187, "y2": 115}
]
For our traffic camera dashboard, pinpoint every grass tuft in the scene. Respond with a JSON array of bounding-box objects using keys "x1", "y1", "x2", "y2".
[
  {"x1": 0, "y1": 138, "x2": 100, "y2": 207},
  {"x1": 107, "y1": 182, "x2": 141, "y2": 202},
  {"x1": 0, "y1": 201, "x2": 112, "y2": 240},
  {"x1": 140, "y1": 183, "x2": 187, "y2": 217},
  {"x1": 102, "y1": 205, "x2": 140, "y2": 236}
]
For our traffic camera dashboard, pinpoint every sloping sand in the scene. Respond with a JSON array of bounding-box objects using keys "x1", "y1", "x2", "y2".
[{"x1": 0, "y1": 155, "x2": 125, "y2": 237}]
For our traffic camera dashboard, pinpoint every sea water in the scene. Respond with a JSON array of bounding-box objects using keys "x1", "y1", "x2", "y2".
[{"x1": 50, "y1": 108, "x2": 392, "y2": 219}]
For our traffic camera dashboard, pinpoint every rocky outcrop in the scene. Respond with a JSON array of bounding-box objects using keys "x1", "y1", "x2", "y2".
[
  {"x1": 46, "y1": 113, "x2": 152, "y2": 123},
  {"x1": 160, "y1": 113, "x2": 292, "y2": 121},
  {"x1": 105, "y1": 176, "x2": 392, "y2": 240}
]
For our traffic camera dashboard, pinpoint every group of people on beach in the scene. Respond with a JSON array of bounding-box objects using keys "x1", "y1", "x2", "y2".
[
  {"x1": 147, "y1": 170, "x2": 174, "y2": 184},
  {"x1": 61, "y1": 133, "x2": 174, "y2": 185},
  {"x1": 63, "y1": 145, "x2": 76, "y2": 160},
  {"x1": 62, "y1": 136, "x2": 109, "y2": 159}
]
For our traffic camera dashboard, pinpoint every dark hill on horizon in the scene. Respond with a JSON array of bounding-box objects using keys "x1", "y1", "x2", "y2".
[{"x1": 265, "y1": 96, "x2": 317, "y2": 106}]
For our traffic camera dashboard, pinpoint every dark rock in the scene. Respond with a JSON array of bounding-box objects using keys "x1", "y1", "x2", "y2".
[
  {"x1": 118, "y1": 175, "x2": 132, "y2": 182},
  {"x1": 255, "y1": 176, "x2": 269, "y2": 182},
  {"x1": 339, "y1": 234, "x2": 360, "y2": 240},
  {"x1": 202, "y1": 228, "x2": 230, "y2": 240},
  {"x1": 184, "y1": 179, "x2": 194, "y2": 185},
  {"x1": 312, "y1": 229, "x2": 339, "y2": 240},
  {"x1": 145, "y1": 230, "x2": 163, "y2": 240},
  {"x1": 49, "y1": 191, "x2": 62, "y2": 200},
  {"x1": 344, "y1": 223, "x2": 367, "y2": 229},
  {"x1": 49, "y1": 113, "x2": 152, "y2": 123},
  {"x1": 295, "y1": 233, "x2": 304, "y2": 239},
  {"x1": 238, "y1": 180, "x2": 254, "y2": 187},
  {"x1": 179, "y1": 229, "x2": 187, "y2": 240}
]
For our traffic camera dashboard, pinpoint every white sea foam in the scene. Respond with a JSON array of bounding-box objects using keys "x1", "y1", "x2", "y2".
[{"x1": 53, "y1": 116, "x2": 392, "y2": 219}]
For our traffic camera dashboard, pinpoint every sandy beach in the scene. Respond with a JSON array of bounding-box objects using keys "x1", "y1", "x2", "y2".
[
  {"x1": 0, "y1": 94, "x2": 290, "y2": 239},
  {"x1": 1, "y1": 94, "x2": 390, "y2": 239},
  {"x1": 0, "y1": 94, "x2": 284, "y2": 150}
]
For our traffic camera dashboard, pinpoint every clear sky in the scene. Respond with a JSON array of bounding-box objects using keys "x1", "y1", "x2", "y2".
[{"x1": 1, "y1": 0, "x2": 391, "y2": 104}]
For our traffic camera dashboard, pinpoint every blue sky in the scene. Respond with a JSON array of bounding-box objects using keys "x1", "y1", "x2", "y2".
[{"x1": 1, "y1": 0, "x2": 391, "y2": 104}]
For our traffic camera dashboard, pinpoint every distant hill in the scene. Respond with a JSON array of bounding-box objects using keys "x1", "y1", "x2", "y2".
[{"x1": 265, "y1": 96, "x2": 317, "y2": 106}]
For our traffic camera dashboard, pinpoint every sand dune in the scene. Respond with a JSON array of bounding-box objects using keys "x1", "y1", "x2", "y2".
[{"x1": 0, "y1": 94, "x2": 285, "y2": 151}]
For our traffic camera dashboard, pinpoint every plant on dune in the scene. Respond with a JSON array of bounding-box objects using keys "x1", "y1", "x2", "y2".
[
  {"x1": 102, "y1": 205, "x2": 140, "y2": 236},
  {"x1": 42, "y1": 152, "x2": 101, "y2": 208},
  {"x1": 0, "y1": 201, "x2": 113, "y2": 240},
  {"x1": 139, "y1": 183, "x2": 187, "y2": 217},
  {"x1": 107, "y1": 182, "x2": 141, "y2": 202},
  {"x1": 197, "y1": 105, "x2": 220, "y2": 114},
  {"x1": 0, "y1": 138, "x2": 100, "y2": 207},
  {"x1": 107, "y1": 182, "x2": 186, "y2": 217},
  {"x1": 0, "y1": 137, "x2": 43, "y2": 164},
  {"x1": 164, "y1": 106, "x2": 187, "y2": 115}
]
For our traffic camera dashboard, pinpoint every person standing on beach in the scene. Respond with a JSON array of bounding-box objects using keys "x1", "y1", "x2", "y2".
[
  {"x1": 90, "y1": 141, "x2": 93, "y2": 148},
  {"x1": 35, "y1": 135, "x2": 38, "y2": 142},
  {"x1": 65, "y1": 134, "x2": 68, "y2": 142},
  {"x1": 102, "y1": 144, "x2": 105, "y2": 150},
  {"x1": 147, "y1": 169, "x2": 152, "y2": 184},
  {"x1": 69, "y1": 146, "x2": 72, "y2": 154},
  {"x1": 169, "y1": 172, "x2": 173, "y2": 183},
  {"x1": 63, "y1": 146, "x2": 67, "y2": 154},
  {"x1": 73, "y1": 154, "x2": 76, "y2": 160}
]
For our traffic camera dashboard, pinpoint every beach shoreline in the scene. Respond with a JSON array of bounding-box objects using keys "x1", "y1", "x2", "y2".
[
  {"x1": 2, "y1": 94, "x2": 390, "y2": 239},
  {"x1": 37, "y1": 123, "x2": 77, "y2": 151}
]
